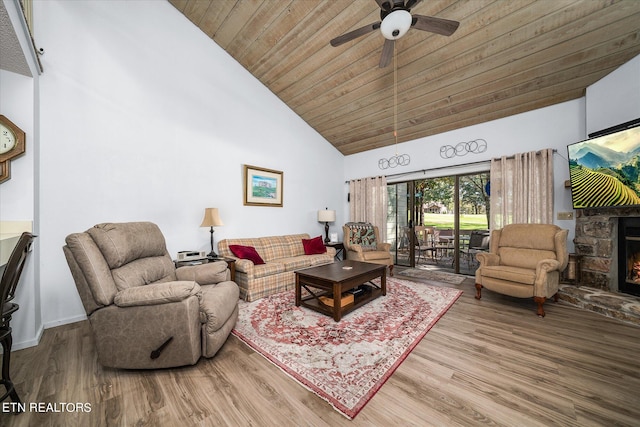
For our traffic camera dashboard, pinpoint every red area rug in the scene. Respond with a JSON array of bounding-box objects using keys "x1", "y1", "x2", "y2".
[{"x1": 231, "y1": 277, "x2": 462, "y2": 419}]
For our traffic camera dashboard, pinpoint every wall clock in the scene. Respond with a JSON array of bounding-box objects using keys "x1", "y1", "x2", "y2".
[{"x1": 0, "y1": 114, "x2": 26, "y2": 184}]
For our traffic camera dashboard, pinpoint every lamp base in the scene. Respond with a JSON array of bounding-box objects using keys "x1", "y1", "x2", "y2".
[
  {"x1": 324, "y1": 222, "x2": 330, "y2": 243},
  {"x1": 208, "y1": 227, "x2": 218, "y2": 259}
]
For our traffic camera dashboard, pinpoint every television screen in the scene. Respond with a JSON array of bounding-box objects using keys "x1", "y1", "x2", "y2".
[{"x1": 567, "y1": 121, "x2": 640, "y2": 209}]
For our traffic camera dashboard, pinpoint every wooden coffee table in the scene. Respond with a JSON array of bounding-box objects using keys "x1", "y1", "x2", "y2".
[{"x1": 295, "y1": 260, "x2": 386, "y2": 321}]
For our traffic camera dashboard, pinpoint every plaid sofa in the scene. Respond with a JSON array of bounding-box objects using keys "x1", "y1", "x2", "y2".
[{"x1": 218, "y1": 234, "x2": 336, "y2": 301}]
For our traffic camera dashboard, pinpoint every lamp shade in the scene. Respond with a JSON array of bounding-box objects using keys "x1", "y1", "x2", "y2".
[
  {"x1": 380, "y1": 9, "x2": 412, "y2": 40},
  {"x1": 200, "y1": 208, "x2": 224, "y2": 227},
  {"x1": 317, "y1": 209, "x2": 336, "y2": 223}
]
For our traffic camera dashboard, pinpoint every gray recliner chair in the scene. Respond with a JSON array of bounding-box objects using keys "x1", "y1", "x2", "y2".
[{"x1": 63, "y1": 222, "x2": 239, "y2": 369}]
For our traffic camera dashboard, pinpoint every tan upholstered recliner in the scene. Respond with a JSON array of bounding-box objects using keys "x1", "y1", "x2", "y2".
[
  {"x1": 63, "y1": 222, "x2": 239, "y2": 369},
  {"x1": 343, "y1": 222, "x2": 394, "y2": 276},
  {"x1": 475, "y1": 223, "x2": 569, "y2": 317}
]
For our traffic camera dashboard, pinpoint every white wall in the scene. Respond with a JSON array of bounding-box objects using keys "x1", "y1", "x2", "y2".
[
  {"x1": 586, "y1": 53, "x2": 640, "y2": 134},
  {"x1": 33, "y1": 0, "x2": 344, "y2": 339},
  {"x1": 0, "y1": 0, "x2": 41, "y2": 349},
  {"x1": 344, "y1": 99, "x2": 586, "y2": 249},
  {"x1": 0, "y1": 70, "x2": 35, "y2": 223},
  {"x1": 0, "y1": 70, "x2": 40, "y2": 348}
]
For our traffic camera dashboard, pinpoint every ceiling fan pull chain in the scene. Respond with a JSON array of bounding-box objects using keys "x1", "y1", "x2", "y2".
[{"x1": 394, "y1": 41, "x2": 398, "y2": 153}]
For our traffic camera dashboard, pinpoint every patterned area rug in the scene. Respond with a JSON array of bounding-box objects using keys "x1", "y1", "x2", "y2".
[
  {"x1": 231, "y1": 277, "x2": 462, "y2": 419},
  {"x1": 398, "y1": 268, "x2": 468, "y2": 284}
]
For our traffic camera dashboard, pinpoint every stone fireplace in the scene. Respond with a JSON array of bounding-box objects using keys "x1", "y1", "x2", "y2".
[
  {"x1": 574, "y1": 207, "x2": 640, "y2": 295},
  {"x1": 566, "y1": 207, "x2": 640, "y2": 325},
  {"x1": 618, "y1": 217, "x2": 640, "y2": 297}
]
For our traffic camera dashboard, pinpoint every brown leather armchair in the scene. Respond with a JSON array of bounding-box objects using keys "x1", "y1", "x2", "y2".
[
  {"x1": 475, "y1": 223, "x2": 569, "y2": 317},
  {"x1": 63, "y1": 222, "x2": 239, "y2": 369},
  {"x1": 343, "y1": 222, "x2": 394, "y2": 276}
]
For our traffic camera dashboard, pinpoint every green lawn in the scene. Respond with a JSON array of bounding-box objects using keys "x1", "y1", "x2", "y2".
[{"x1": 422, "y1": 213, "x2": 488, "y2": 230}]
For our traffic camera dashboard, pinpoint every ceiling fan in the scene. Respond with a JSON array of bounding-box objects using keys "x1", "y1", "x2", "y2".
[{"x1": 329, "y1": 0, "x2": 460, "y2": 68}]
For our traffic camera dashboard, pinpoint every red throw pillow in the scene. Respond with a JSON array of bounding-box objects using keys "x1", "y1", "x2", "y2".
[
  {"x1": 229, "y1": 244, "x2": 265, "y2": 265},
  {"x1": 302, "y1": 236, "x2": 327, "y2": 255}
]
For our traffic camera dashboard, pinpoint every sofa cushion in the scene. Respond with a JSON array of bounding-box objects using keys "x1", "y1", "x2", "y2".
[
  {"x1": 498, "y1": 247, "x2": 556, "y2": 270},
  {"x1": 278, "y1": 255, "x2": 318, "y2": 271},
  {"x1": 498, "y1": 224, "x2": 559, "y2": 251},
  {"x1": 88, "y1": 222, "x2": 168, "y2": 269},
  {"x1": 229, "y1": 244, "x2": 265, "y2": 265},
  {"x1": 302, "y1": 236, "x2": 326, "y2": 255},
  {"x1": 361, "y1": 250, "x2": 393, "y2": 261},
  {"x1": 245, "y1": 262, "x2": 286, "y2": 279},
  {"x1": 309, "y1": 253, "x2": 335, "y2": 266},
  {"x1": 259, "y1": 234, "x2": 308, "y2": 261},
  {"x1": 480, "y1": 265, "x2": 536, "y2": 285}
]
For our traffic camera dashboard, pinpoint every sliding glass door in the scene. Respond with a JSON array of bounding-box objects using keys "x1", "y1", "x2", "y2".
[
  {"x1": 387, "y1": 181, "x2": 414, "y2": 267},
  {"x1": 387, "y1": 171, "x2": 489, "y2": 274}
]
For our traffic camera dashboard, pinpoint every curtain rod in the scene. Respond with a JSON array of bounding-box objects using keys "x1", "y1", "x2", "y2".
[{"x1": 345, "y1": 149, "x2": 559, "y2": 184}]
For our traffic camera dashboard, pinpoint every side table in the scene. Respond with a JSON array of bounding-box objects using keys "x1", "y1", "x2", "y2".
[
  {"x1": 174, "y1": 257, "x2": 236, "y2": 282},
  {"x1": 324, "y1": 241, "x2": 345, "y2": 261}
]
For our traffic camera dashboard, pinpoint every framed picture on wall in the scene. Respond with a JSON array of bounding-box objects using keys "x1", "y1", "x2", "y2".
[{"x1": 243, "y1": 165, "x2": 283, "y2": 207}]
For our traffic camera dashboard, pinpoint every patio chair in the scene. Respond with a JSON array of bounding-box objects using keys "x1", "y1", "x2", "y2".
[
  {"x1": 460, "y1": 230, "x2": 490, "y2": 267},
  {"x1": 434, "y1": 228, "x2": 454, "y2": 261},
  {"x1": 414, "y1": 226, "x2": 436, "y2": 263}
]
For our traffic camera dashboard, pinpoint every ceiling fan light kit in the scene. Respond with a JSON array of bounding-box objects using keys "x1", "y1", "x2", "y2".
[
  {"x1": 380, "y1": 9, "x2": 412, "y2": 40},
  {"x1": 329, "y1": 0, "x2": 460, "y2": 68}
]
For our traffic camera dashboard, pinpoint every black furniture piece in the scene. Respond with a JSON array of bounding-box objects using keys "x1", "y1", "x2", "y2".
[
  {"x1": 324, "y1": 241, "x2": 345, "y2": 261},
  {"x1": 0, "y1": 232, "x2": 35, "y2": 411}
]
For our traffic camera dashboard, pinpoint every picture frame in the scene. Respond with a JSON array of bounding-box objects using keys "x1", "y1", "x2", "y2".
[{"x1": 243, "y1": 164, "x2": 283, "y2": 207}]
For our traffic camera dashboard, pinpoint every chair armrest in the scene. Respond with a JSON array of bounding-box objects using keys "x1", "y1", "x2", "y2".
[
  {"x1": 476, "y1": 252, "x2": 499, "y2": 266},
  {"x1": 231, "y1": 258, "x2": 255, "y2": 273},
  {"x1": 535, "y1": 259, "x2": 561, "y2": 275},
  {"x1": 176, "y1": 261, "x2": 229, "y2": 284},
  {"x1": 347, "y1": 244, "x2": 364, "y2": 254},
  {"x1": 114, "y1": 281, "x2": 201, "y2": 307},
  {"x1": 534, "y1": 259, "x2": 562, "y2": 296},
  {"x1": 376, "y1": 242, "x2": 391, "y2": 252}
]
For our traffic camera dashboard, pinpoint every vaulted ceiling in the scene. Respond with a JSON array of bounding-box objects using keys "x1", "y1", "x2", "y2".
[{"x1": 168, "y1": 0, "x2": 640, "y2": 155}]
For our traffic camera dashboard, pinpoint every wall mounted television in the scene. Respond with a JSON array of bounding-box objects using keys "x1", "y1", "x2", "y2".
[{"x1": 567, "y1": 118, "x2": 640, "y2": 209}]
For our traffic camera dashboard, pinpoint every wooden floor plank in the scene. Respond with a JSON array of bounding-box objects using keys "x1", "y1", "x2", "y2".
[{"x1": 3, "y1": 275, "x2": 640, "y2": 426}]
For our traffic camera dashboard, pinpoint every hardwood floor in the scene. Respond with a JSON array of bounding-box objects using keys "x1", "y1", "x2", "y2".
[{"x1": 3, "y1": 275, "x2": 640, "y2": 426}]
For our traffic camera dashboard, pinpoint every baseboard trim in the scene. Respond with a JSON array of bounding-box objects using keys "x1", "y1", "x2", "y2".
[
  {"x1": 43, "y1": 314, "x2": 87, "y2": 330},
  {"x1": 11, "y1": 314, "x2": 87, "y2": 351},
  {"x1": 12, "y1": 324, "x2": 44, "y2": 351}
]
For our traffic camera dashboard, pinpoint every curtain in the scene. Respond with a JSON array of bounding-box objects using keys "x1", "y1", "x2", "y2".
[
  {"x1": 490, "y1": 149, "x2": 554, "y2": 229},
  {"x1": 349, "y1": 176, "x2": 388, "y2": 241}
]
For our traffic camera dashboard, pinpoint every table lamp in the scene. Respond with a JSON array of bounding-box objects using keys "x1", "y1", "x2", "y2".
[
  {"x1": 317, "y1": 208, "x2": 336, "y2": 243},
  {"x1": 201, "y1": 207, "x2": 224, "y2": 258}
]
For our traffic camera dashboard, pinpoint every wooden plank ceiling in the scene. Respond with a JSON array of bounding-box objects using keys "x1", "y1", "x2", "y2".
[{"x1": 168, "y1": 0, "x2": 640, "y2": 156}]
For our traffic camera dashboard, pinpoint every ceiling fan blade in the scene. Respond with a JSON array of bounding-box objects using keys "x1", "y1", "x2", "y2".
[
  {"x1": 412, "y1": 15, "x2": 460, "y2": 36},
  {"x1": 330, "y1": 22, "x2": 381, "y2": 47},
  {"x1": 405, "y1": 0, "x2": 422, "y2": 9},
  {"x1": 374, "y1": 0, "x2": 392, "y2": 12},
  {"x1": 379, "y1": 39, "x2": 394, "y2": 68}
]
